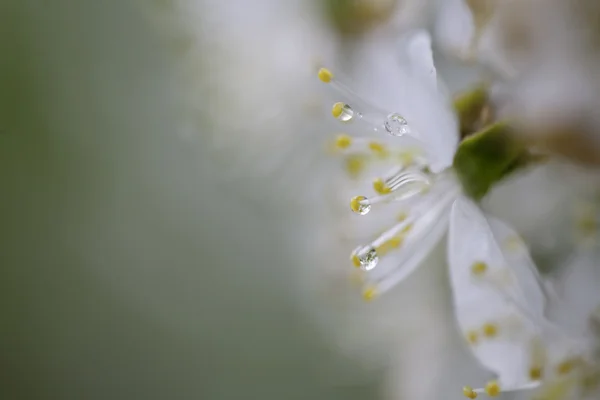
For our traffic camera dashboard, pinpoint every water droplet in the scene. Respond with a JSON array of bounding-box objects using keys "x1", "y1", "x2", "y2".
[
  {"x1": 358, "y1": 247, "x2": 379, "y2": 271},
  {"x1": 385, "y1": 113, "x2": 410, "y2": 136},
  {"x1": 350, "y1": 196, "x2": 371, "y2": 215},
  {"x1": 333, "y1": 102, "x2": 355, "y2": 122}
]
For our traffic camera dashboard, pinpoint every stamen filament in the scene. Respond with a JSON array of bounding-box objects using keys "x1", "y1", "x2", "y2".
[{"x1": 319, "y1": 67, "x2": 418, "y2": 138}]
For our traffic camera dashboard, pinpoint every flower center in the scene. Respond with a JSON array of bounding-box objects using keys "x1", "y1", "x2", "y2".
[{"x1": 317, "y1": 66, "x2": 460, "y2": 300}]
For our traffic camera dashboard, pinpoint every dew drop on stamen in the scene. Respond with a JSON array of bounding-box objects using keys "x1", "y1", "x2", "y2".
[
  {"x1": 357, "y1": 247, "x2": 379, "y2": 271},
  {"x1": 332, "y1": 102, "x2": 355, "y2": 122},
  {"x1": 350, "y1": 195, "x2": 371, "y2": 215},
  {"x1": 385, "y1": 113, "x2": 410, "y2": 136}
]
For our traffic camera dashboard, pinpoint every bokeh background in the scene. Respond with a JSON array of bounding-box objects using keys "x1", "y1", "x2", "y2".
[{"x1": 0, "y1": 1, "x2": 598, "y2": 399}]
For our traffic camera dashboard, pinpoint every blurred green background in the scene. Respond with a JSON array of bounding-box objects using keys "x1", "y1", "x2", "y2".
[{"x1": 0, "y1": 1, "x2": 383, "y2": 398}]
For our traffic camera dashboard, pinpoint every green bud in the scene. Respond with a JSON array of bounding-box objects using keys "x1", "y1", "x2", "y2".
[{"x1": 453, "y1": 84, "x2": 490, "y2": 139}]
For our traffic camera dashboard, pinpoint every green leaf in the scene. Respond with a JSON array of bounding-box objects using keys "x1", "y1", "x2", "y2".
[{"x1": 453, "y1": 122, "x2": 528, "y2": 200}]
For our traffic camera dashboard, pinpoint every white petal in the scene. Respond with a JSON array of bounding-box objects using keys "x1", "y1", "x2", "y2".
[
  {"x1": 349, "y1": 33, "x2": 459, "y2": 173},
  {"x1": 434, "y1": 0, "x2": 475, "y2": 60},
  {"x1": 449, "y1": 196, "x2": 546, "y2": 319},
  {"x1": 448, "y1": 196, "x2": 544, "y2": 388},
  {"x1": 551, "y1": 248, "x2": 600, "y2": 336},
  {"x1": 487, "y1": 217, "x2": 547, "y2": 319},
  {"x1": 398, "y1": 30, "x2": 437, "y2": 89}
]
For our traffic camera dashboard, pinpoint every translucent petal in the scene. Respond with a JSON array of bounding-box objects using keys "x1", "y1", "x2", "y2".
[
  {"x1": 365, "y1": 184, "x2": 458, "y2": 295},
  {"x1": 349, "y1": 31, "x2": 459, "y2": 173},
  {"x1": 448, "y1": 196, "x2": 543, "y2": 388},
  {"x1": 398, "y1": 30, "x2": 437, "y2": 89},
  {"x1": 487, "y1": 217, "x2": 547, "y2": 319},
  {"x1": 434, "y1": 0, "x2": 475, "y2": 59},
  {"x1": 551, "y1": 248, "x2": 600, "y2": 337}
]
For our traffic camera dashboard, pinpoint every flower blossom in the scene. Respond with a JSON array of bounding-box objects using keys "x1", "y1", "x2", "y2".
[
  {"x1": 317, "y1": 28, "x2": 600, "y2": 398},
  {"x1": 317, "y1": 30, "x2": 527, "y2": 301},
  {"x1": 451, "y1": 198, "x2": 600, "y2": 399}
]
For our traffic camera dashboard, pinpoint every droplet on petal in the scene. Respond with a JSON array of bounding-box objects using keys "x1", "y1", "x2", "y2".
[{"x1": 384, "y1": 113, "x2": 410, "y2": 136}]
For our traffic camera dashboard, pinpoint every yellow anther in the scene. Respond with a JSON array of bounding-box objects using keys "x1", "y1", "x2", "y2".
[
  {"x1": 397, "y1": 212, "x2": 408, "y2": 222},
  {"x1": 529, "y1": 366, "x2": 543, "y2": 380},
  {"x1": 401, "y1": 223, "x2": 413, "y2": 234},
  {"x1": 471, "y1": 261, "x2": 488, "y2": 276},
  {"x1": 362, "y1": 285, "x2": 378, "y2": 302},
  {"x1": 350, "y1": 195, "x2": 367, "y2": 214},
  {"x1": 466, "y1": 330, "x2": 479, "y2": 345},
  {"x1": 399, "y1": 150, "x2": 415, "y2": 166},
  {"x1": 482, "y1": 323, "x2": 498, "y2": 338},
  {"x1": 556, "y1": 359, "x2": 578, "y2": 375},
  {"x1": 318, "y1": 67, "x2": 333, "y2": 83},
  {"x1": 485, "y1": 380, "x2": 500, "y2": 397},
  {"x1": 351, "y1": 253, "x2": 361, "y2": 268},
  {"x1": 463, "y1": 386, "x2": 478, "y2": 399},
  {"x1": 373, "y1": 178, "x2": 391, "y2": 194},
  {"x1": 335, "y1": 134, "x2": 352, "y2": 149},
  {"x1": 344, "y1": 155, "x2": 365, "y2": 178},
  {"x1": 332, "y1": 102, "x2": 344, "y2": 118},
  {"x1": 503, "y1": 236, "x2": 522, "y2": 252},
  {"x1": 376, "y1": 236, "x2": 403, "y2": 256},
  {"x1": 582, "y1": 370, "x2": 600, "y2": 390},
  {"x1": 389, "y1": 236, "x2": 403, "y2": 248},
  {"x1": 368, "y1": 141, "x2": 388, "y2": 158}
]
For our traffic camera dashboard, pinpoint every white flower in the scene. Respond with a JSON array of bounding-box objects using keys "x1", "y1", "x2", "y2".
[
  {"x1": 450, "y1": 196, "x2": 600, "y2": 399},
  {"x1": 317, "y1": 30, "x2": 533, "y2": 302}
]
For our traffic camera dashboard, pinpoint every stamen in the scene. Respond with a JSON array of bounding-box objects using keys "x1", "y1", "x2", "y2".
[
  {"x1": 467, "y1": 380, "x2": 540, "y2": 397},
  {"x1": 331, "y1": 136, "x2": 394, "y2": 156},
  {"x1": 466, "y1": 330, "x2": 479, "y2": 345},
  {"x1": 362, "y1": 285, "x2": 378, "y2": 302},
  {"x1": 367, "y1": 141, "x2": 389, "y2": 158},
  {"x1": 350, "y1": 246, "x2": 379, "y2": 271},
  {"x1": 556, "y1": 358, "x2": 581, "y2": 375},
  {"x1": 482, "y1": 322, "x2": 499, "y2": 338},
  {"x1": 350, "y1": 195, "x2": 371, "y2": 215},
  {"x1": 332, "y1": 102, "x2": 355, "y2": 122},
  {"x1": 317, "y1": 67, "x2": 333, "y2": 83},
  {"x1": 529, "y1": 366, "x2": 543, "y2": 380},
  {"x1": 363, "y1": 186, "x2": 460, "y2": 295},
  {"x1": 344, "y1": 155, "x2": 367, "y2": 178},
  {"x1": 471, "y1": 261, "x2": 488, "y2": 276},
  {"x1": 463, "y1": 386, "x2": 478, "y2": 399},
  {"x1": 484, "y1": 381, "x2": 500, "y2": 397},
  {"x1": 529, "y1": 336, "x2": 547, "y2": 381},
  {"x1": 334, "y1": 134, "x2": 352, "y2": 149},
  {"x1": 363, "y1": 169, "x2": 432, "y2": 207},
  {"x1": 318, "y1": 67, "x2": 415, "y2": 137},
  {"x1": 375, "y1": 236, "x2": 404, "y2": 257}
]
